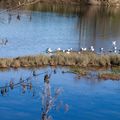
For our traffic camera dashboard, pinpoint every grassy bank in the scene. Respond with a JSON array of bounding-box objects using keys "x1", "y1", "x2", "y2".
[
  {"x1": 98, "y1": 72, "x2": 120, "y2": 80},
  {"x1": 98, "y1": 67, "x2": 120, "y2": 80},
  {"x1": 0, "y1": 52, "x2": 120, "y2": 69}
]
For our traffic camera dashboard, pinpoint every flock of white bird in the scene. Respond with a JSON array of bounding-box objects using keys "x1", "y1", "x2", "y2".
[
  {"x1": 46, "y1": 47, "x2": 73, "y2": 54},
  {"x1": 0, "y1": 39, "x2": 119, "y2": 54},
  {"x1": 46, "y1": 41, "x2": 120, "y2": 54}
]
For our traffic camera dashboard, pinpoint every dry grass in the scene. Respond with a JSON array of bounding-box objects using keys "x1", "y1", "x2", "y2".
[
  {"x1": 98, "y1": 72, "x2": 120, "y2": 80},
  {"x1": 68, "y1": 66, "x2": 88, "y2": 76},
  {"x1": 98, "y1": 66, "x2": 120, "y2": 80},
  {"x1": 0, "y1": 52, "x2": 120, "y2": 69}
]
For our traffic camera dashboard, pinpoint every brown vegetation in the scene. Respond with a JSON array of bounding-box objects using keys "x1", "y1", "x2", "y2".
[
  {"x1": 62, "y1": 66, "x2": 88, "y2": 78},
  {"x1": 98, "y1": 67, "x2": 120, "y2": 80},
  {"x1": 0, "y1": 52, "x2": 120, "y2": 69},
  {"x1": 98, "y1": 72, "x2": 120, "y2": 80}
]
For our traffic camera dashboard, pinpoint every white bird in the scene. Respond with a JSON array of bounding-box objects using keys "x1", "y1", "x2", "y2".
[
  {"x1": 46, "y1": 48, "x2": 52, "y2": 53},
  {"x1": 62, "y1": 50, "x2": 65, "y2": 52},
  {"x1": 66, "y1": 51, "x2": 70, "y2": 54},
  {"x1": 67, "y1": 49, "x2": 71, "y2": 52},
  {"x1": 113, "y1": 46, "x2": 117, "y2": 53},
  {"x1": 114, "y1": 46, "x2": 117, "y2": 50},
  {"x1": 81, "y1": 48, "x2": 87, "y2": 51},
  {"x1": 67, "y1": 48, "x2": 72, "y2": 52},
  {"x1": 90, "y1": 46, "x2": 94, "y2": 52},
  {"x1": 65, "y1": 48, "x2": 72, "y2": 53},
  {"x1": 100, "y1": 48, "x2": 104, "y2": 53},
  {"x1": 112, "y1": 41, "x2": 116, "y2": 46},
  {"x1": 70, "y1": 48, "x2": 72, "y2": 51},
  {"x1": 57, "y1": 48, "x2": 61, "y2": 51},
  {"x1": 114, "y1": 50, "x2": 117, "y2": 53}
]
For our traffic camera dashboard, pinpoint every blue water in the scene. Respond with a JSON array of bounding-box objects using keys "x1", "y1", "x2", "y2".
[
  {"x1": 0, "y1": 11, "x2": 79, "y2": 57},
  {"x1": 0, "y1": 67, "x2": 120, "y2": 120},
  {"x1": 0, "y1": 4, "x2": 120, "y2": 120},
  {"x1": 0, "y1": 6, "x2": 120, "y2": 57}
]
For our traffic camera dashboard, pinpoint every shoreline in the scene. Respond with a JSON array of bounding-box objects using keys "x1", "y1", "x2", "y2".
[
  {"x1": 0, "y1": 52, "x2": 120, "y2": 80},
  {"x1": 0, "y1": 52, "x2": 119, "y2": 69}
]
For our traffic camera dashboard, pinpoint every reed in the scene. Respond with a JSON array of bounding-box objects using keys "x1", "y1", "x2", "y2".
[
  {"x1": 0, "y1": 52, "x2": 120, "y2": 68},
  {"x1": 98, "y1": 66, "x2": 120, "y2": 80},
  {"x1": 68, "y1": 66, "x2": 88, "y2": 76},
  {"x1": 98, "y1": 72, "x2": 120, "y2": 80}
]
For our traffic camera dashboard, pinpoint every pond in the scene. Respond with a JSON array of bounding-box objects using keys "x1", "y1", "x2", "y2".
[
  {"x1": 0, "y1": 67, "x2": 120, "y2": 120},
  {"x1": 0, "y1": 4, "x2": 120, "y2": 57},
  {"x1": 0, "y1": 3, "x2": 120, "y2": 120}
]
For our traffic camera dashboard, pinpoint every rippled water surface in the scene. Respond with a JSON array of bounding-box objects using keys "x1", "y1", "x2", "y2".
[
  {"x1": 0, "y1": 4, "x2": 120, "y2": 57},
  {"x1": 0, "y1": 67, "x2": 120, "y2": 120},
  {"x1": 0, "y1": 3, "x2": 120, "y2": 120}
]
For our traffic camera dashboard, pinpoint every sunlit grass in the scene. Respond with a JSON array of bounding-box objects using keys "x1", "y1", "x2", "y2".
[{"x1": 0, "y1": 52, "x2": 120, "y2": 69}]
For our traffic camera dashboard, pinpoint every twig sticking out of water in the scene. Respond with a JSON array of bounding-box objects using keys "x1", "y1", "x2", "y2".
[
  {"x1": 0, "y1": 68, "x2": 69, "y2": 120},
  {"x1": 0, "y1": 70, "x2": 50, "y2": 96},
  {"x1": 41, "y1": 74, "x2": 68, "y2": 120}
]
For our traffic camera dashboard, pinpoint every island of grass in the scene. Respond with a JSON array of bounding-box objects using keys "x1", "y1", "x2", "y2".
[{"x1": 0, "y1": 52, "x2": 120, "y2": 80}]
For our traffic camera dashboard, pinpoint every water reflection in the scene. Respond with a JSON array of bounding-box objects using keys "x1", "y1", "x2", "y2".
[
  {"x1": 0, "y1": 68, "x2": 69, "y2": 120},
  {"x1": 0, "y1": 4, "x2": 120, "y2": 56},
  {"x1": 0, "y1": 67, "x2": 120, "y2": 120},
  {"x1": 77, "y1": 6, "x2": 120, "y2": 51}
]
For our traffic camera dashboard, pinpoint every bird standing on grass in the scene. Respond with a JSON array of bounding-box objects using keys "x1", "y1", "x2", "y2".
[
  {"x1": 80, "y1": 47, "x2": 87, "y2": 51},
  {"x1": 90, "y1": 46, "x2": 94, "y2": 52},
  {"x1": 57, "y1": 48, "x2": 61, "y2": 51},
  {"x1": 112, "y1": 41, "x2": 117, "y2": 53},
  {"x1": 100, "y1": 48, "x2": 104, "y2": 53},
  {"x1": 46, "y1": 48, "x2": 52, "y2": 53}
]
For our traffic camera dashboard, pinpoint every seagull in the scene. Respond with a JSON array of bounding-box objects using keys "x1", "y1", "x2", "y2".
[
  {"x1": 66, "y1": 51, "x2": 70, "y2": 54},
  {"x1": 70, "y1": 48, "x2": 72, "y2": 51},
  {"x1": 83, "y1": 48, "x2": 87, "y2": 51},
  {"x1": 80, "y1": 47, "x2": 87, "y2": 51},
  {"x1": 67, "y1": 48, "x2": 72, "y2": 52},
  {"x1": 114, "y1": 46, "x2": 117, "y2": 50},
  {"x1": 57, "y1": 48, "x2": 61, "y2": 51},
  {"x1": 113, "y1": 46, "x2": 117, "y2": 53},
  {"x1": 114, "y1": 50, "x2": 117, "y2": 53},
  {"x1": 90, "y1": 46, "x2": 94, "y2": 52},
  {"x1": 100, "y1": 48, "x2": 104, "y2": 53},
  {"x1": 62, "y1": 50, "x2": 65, "y2": 52},
  {"x1": 46, "y1": 48, "x2": 52, "y2": 53},
  {"x1": 65, "y1": 48, "x2": 72, "y2": 53},
  {"x1": 112, "y1": 41, "x2": 116, "y2": 46}
]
